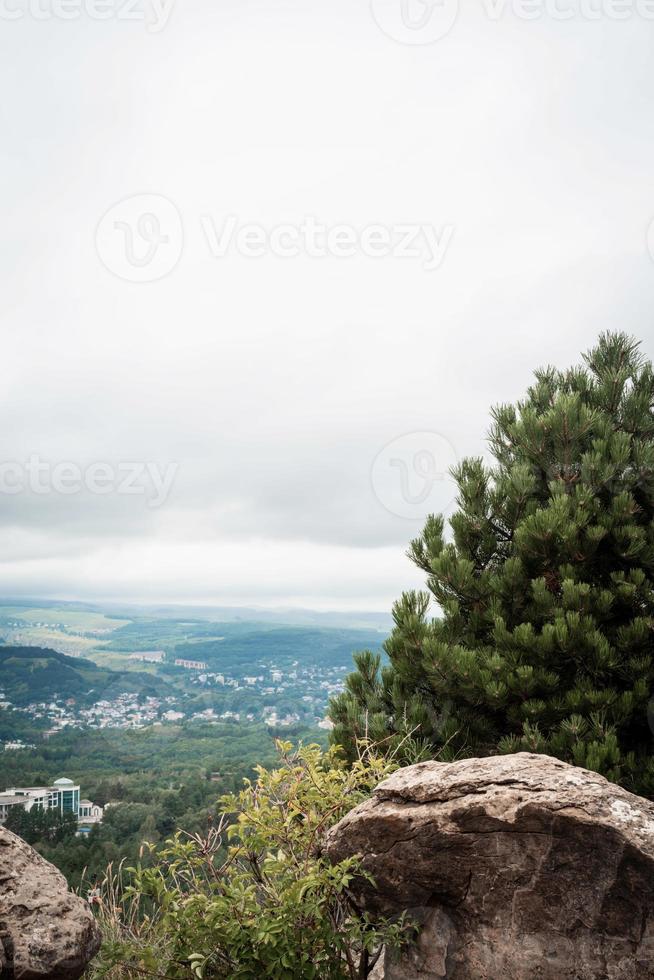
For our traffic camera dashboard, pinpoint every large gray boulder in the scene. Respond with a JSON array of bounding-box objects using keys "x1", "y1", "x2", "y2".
[
  {"x1": 0, "y1": 826, "x2": 101, "y2": 978},
  {"x1": 324, "y1": 752, "x2": 654, "y2": 979}
]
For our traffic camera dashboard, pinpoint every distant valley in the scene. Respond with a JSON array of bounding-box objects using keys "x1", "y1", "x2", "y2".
[{"x1": 0, "y1": 600, "x2": 388, "y2": 744}]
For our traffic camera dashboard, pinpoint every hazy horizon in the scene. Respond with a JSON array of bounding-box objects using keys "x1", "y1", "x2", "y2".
[{"x1": 0, "y1": 593, "x2": 394, "y2": 617}]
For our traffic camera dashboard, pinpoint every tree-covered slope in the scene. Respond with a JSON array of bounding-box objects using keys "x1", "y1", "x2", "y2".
[{"x1": 0, "y1": 646, "x2": 169, "y2": 707}]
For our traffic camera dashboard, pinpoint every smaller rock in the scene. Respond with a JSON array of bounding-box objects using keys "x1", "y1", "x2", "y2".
[{"x1": 0, "y1": 826, "x2": 101, "y2": 979}]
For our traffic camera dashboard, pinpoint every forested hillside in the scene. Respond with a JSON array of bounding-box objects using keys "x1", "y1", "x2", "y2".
[
  {"x1": 0, "y1": 721, "x2": 325, "y2": 889},
  {"x1": 0, "y1": 647, "x2": 170, "y2": 707}
]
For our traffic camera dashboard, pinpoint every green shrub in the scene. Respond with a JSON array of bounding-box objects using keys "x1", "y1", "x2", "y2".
[{"x1": 92, "y1": 741, "x2": 411, "y2": 979}]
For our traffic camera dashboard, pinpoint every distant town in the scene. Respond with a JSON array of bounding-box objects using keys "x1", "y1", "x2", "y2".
[{"x1": 0, "y1": 656, "x2": 344, "y2": 744}]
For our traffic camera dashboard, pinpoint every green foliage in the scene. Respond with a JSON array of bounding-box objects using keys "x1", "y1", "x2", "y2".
[
  {"x1": 331, "y1": 333, "x2": 654, "y2": 796},
  {"x1": 0, "y1": 647, "x2": 169, "y2": 707},
  {"x1": 0, "y1": 722, "x2": 322, "y2": 889},
  {"x1": 92, "y1": 742, "x2": 411, "y2": 980},
  {"x1": 167, "y1": 625, "x2": 384, "y2": 670},
  {"x1": 5, "y1": 805, "x2": 77, "y2": 844}
]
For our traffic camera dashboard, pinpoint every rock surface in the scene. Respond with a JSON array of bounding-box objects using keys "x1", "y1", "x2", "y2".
[
  {"x1": 324, "y1": 752, "x2": 654, "y2": 979},
  {"x1": 0, "y1": 826, "x2": 100, "y2": 979}
]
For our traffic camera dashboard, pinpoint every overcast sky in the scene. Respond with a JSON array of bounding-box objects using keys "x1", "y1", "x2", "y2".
[{"x1": 1, "y1": 1, "x2": 654, "y2": 610}]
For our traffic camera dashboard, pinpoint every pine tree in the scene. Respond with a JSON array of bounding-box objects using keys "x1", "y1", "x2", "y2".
[{"x1": 330, "y1": 333, "x2": 654, "y2": 796}]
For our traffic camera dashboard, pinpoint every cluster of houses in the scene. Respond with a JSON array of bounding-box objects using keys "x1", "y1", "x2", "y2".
[
  {"x1": 19, "y1": 693, "x2": 185, "y2": 731},
  {"x1": 0, "y1": 777, "x2": 103, "y2": 835}
]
